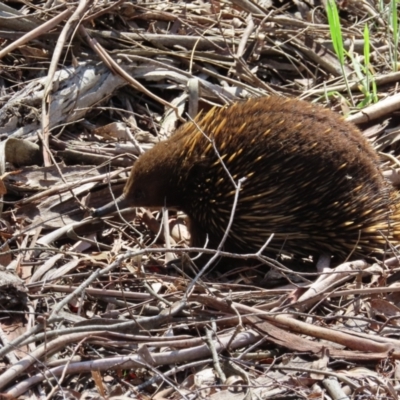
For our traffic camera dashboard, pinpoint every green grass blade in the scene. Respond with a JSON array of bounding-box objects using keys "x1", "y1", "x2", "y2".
[
  {"x1": 391, "y1": 0, "x2": 399, "y2": 71},
  {"x1": 326, "y1": 0, "x2": 345, "y2": 66}
]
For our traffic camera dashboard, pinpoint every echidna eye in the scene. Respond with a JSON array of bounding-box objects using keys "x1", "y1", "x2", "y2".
[{"x1": 134, "y1": 189, "x2": 145, "y2": 201}]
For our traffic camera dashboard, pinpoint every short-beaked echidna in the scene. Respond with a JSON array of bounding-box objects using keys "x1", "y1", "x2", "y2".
[{"x1": 94, "y1": 96, "x2": 400, "y2": 260}]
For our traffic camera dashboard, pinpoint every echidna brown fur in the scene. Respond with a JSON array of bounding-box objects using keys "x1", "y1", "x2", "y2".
[{"x1": 95, "y1": 96, "x2": 400, "y2": 260}]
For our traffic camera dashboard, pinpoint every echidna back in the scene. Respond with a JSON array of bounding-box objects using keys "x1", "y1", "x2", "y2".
[{"x1": 173, "y1": 97, "x2": 398, "y2": 259}]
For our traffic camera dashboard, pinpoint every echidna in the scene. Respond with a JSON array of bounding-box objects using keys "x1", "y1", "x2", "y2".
[{"x1": 94, "y1": 96, "x2": 400, "y2": 260}]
